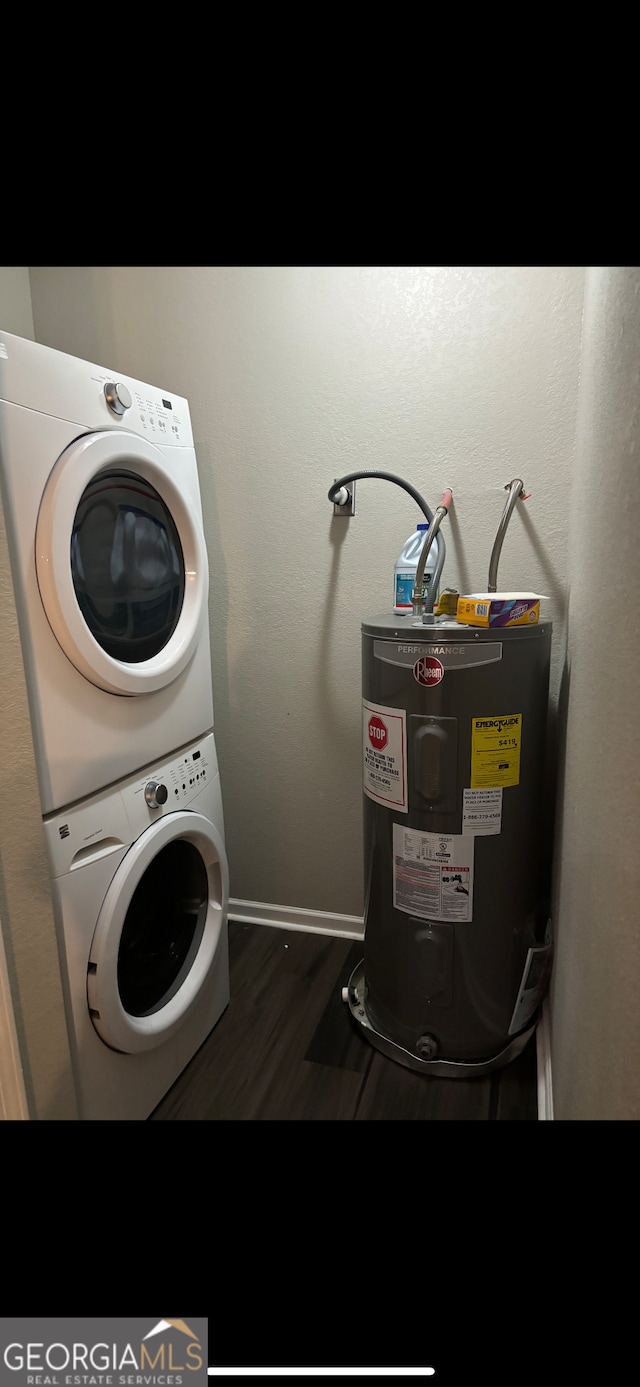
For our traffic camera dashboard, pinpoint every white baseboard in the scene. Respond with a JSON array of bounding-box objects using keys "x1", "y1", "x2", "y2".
[{"x1": 228, "y1": 898, "x2": 365, "y2": 941}]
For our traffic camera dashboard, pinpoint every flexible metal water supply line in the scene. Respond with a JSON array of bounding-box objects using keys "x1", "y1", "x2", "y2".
[
  {"x1": 487, "y1": 478, "x2": 529, "y2": 591},
  {"x1": 328, "y1": 470, "x2": 447, "y2": 613},
  {"x1": 412, "y1": 487, "x2": 453, "y2": 619}
]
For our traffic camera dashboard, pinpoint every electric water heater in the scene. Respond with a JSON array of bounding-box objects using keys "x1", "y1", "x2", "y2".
[{"x1": 345, "y1": 614, "x2": 553, "y2": 1077}]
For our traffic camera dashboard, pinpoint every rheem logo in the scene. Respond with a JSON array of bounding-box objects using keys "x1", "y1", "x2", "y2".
[
  {"x1": 414, "y1": 656, "x2": 444, "y2": 687},
  {"x1": 368, "y1": 715, "x2": 388, "y2": 750}
]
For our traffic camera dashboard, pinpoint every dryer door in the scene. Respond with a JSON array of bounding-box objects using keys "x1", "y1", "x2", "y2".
[
  {"x1": 35, "y1": 430, "x2": 208, "y2": 695},
  {"x1": 87, "y1": 810, "x2": 228, "y2": 1053}
]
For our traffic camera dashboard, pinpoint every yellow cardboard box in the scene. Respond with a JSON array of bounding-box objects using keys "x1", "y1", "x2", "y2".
[{"x1": 456, "y1": 592, "x2": 546, "y2": 628}]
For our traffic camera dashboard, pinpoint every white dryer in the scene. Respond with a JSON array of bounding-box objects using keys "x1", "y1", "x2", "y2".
[
  {"x1": 43, "y1": 731, "x2": 229, "y2": 1120},
  {"x1": 0, "y1": 328, "x2": 214, "y2": 813}
]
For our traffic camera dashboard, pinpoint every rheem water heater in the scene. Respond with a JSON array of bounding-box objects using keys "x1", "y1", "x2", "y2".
[
  {"x1": 330, "y1": 470, "x2": 553, "y2": 1077},
  {"x1": 354, "y1": 615, "x2": 553, "y2": 1075}
]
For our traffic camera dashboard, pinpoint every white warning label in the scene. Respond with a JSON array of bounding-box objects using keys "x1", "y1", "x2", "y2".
[
  {"x1": 462, "y1": 787, "x2": 503, "y2": 835},
  {"x1": 363, "y1": 699, "x2": 408, "y2": 812},
  {"x1": 393, "y1": 825, "x2": 475, "y2": 922}
]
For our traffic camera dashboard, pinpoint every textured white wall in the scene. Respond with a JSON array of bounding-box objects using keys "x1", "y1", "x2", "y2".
[
  {"x1": 0, "y1": 267, "x2": 34, "y2": 340},
  {"x1": 549, "y1": 267, "x2": 640, "y2": 1120},
  {"x1": 0, "y1": 276, "x2": 79, "y2": 1119},
  {"x1": 29, "y1": 266, "x2": 585, "y2": 922}
]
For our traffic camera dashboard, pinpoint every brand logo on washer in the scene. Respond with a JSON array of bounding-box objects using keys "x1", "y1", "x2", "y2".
[{"x1": 414, "y1": 656, "x2": 444, "y2": 686}]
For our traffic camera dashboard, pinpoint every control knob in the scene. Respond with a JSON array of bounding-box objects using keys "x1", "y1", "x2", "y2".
[
  {"x1": 144, "y1": 781, "x2": 168, "y2": 809},
  {"x1": 104, "y1": 381, "x2": 132, "y2": 416}
]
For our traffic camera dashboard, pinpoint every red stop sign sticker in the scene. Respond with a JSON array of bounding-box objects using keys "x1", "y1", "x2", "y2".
[
  {"x1": 368, "y1": 715, "x2": 388, "y2": 749},
  {"x1": 414, "y1": 656, "x2": 444, "y2": 687}
]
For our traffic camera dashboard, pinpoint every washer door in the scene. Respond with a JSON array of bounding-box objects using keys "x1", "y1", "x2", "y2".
[
  {"x1": 35, "y1": 430, "x2": 208, "y2": 695},
  {"x1": 87, "y1": 811, "x2": 228, "y2": 1053}
]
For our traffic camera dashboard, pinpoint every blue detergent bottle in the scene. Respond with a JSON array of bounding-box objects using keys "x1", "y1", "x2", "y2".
[{"x1": 393, "y1": 522, "x2": 439, "y2": 613}]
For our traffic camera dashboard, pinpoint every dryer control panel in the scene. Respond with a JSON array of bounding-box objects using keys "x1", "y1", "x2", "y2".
[
  {"x1": 0, "y1": 328, "x2": 194, "y2": 445},
  {"x1": 129, "y1": 382, "x2": 189, "y2": 441}
]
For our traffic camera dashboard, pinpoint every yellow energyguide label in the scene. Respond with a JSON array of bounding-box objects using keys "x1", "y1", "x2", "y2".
[{"x1": 471, "y1": 713, "x2": 522, "y2": 788}]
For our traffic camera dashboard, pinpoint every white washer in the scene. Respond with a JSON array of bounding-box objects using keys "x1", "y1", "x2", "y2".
[
  {"x1": 0, "y1": 328, "x2": 214, "y2": 813},
  {"x1": 43, "y1": 732, "x2": 229, "y2": 1120}
]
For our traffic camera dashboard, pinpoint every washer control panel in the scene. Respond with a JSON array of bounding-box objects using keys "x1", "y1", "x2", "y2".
[
  {"x1": 131, "y1": 737, "x2": 214, "y2": 820},
  {"x1": 43, "y1": 733, "x2": 219, "y2": 878},
  {"x1": 144, "y1": 780, "x2": 169, "y2": 808}
]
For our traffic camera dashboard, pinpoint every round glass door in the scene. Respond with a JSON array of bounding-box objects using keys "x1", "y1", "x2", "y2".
[
  {"x1": 117, "y1": 839, "x2": 208, "y2": 1015},
  {"x1": 71, "y1": 469, "x2": 185, "y2": 664},
  {"x1": 87, "y1": 811, "x2": 228, "y2": 1053},
  {"x1": 36, "y1": 430, "x2": 208, "y2": 695}
]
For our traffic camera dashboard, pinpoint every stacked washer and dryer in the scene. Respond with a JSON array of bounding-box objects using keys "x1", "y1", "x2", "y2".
[{"x1": 0, "y1": 329, "x2": 230, "y2": 1120}]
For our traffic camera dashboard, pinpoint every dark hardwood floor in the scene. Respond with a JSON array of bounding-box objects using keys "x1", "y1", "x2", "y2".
[{"x1": 150, "y1": 920, "x2": 538, "y2": 1120}]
